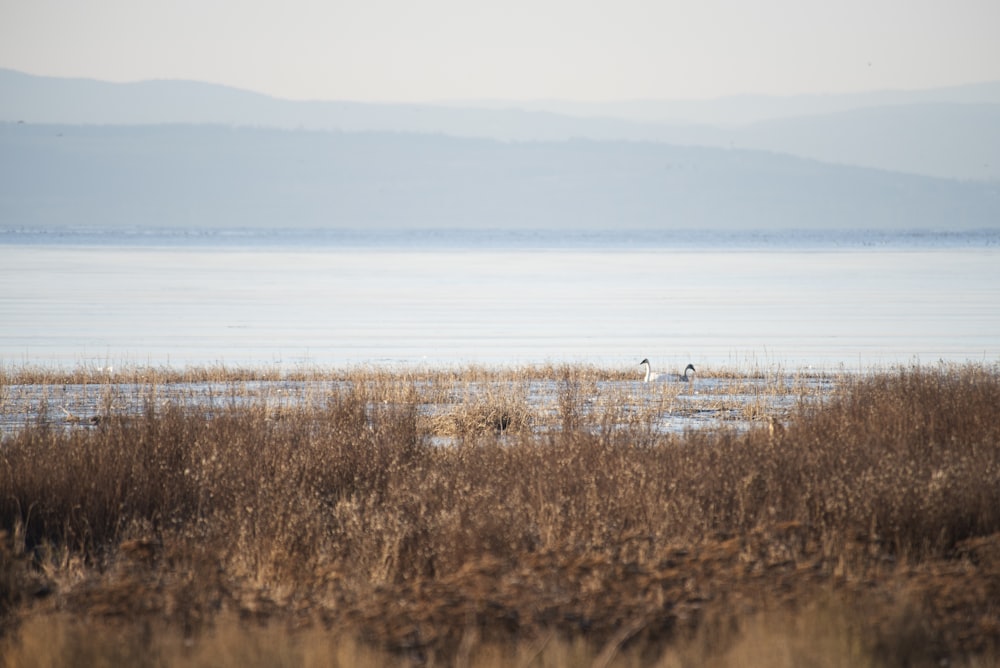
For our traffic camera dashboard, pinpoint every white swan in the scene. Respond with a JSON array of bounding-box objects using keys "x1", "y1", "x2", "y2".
[{"x1": 639, "y1": 359, "x2": 696, "y2": 383}]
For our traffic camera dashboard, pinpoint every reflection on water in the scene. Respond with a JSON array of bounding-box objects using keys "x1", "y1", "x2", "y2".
[{"x1": 2, "y1": 239, "x2": 999, "y2": 370}]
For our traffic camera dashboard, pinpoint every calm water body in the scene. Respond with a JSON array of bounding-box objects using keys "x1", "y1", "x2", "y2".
[{"x1": 2, "y1": 230, "x2": 999, "y2": 371}]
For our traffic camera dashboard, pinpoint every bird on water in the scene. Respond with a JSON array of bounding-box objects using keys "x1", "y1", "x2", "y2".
[{"x1": 639, "y1": 358, "x2": 696, "y2": 383}]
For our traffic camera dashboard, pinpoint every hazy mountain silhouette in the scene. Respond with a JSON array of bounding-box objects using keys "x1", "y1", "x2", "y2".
[
  {"x1": 2, "y1": 68, "x2": 999, "y2": 182},
  {"x1": 471, "y1": 81, "x2": 1000, "y2": 123},
  {"x1": 3, "y1": 122, "x2": 998, "y2": 232}
]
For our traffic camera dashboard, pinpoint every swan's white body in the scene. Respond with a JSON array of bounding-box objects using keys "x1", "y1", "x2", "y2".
[{"x1": 640, "y1": 359, "x2": 695, "y2": 383}]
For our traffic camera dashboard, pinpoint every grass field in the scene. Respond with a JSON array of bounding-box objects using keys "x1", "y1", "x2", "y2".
[{"x1": 1, "y1": 362, "x2": 999, "y2": 666}]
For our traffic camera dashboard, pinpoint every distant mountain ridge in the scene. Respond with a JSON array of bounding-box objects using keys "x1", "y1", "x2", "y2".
[
  {"x1": 468, "y1": 81, "x2": 1000, "y2": 124},
  {"x1": 2, "y1": 68, "x2": 999, "y2": 182},
  {"x1": 3, "y1": 122, "x2": 998, "y2": 232}
]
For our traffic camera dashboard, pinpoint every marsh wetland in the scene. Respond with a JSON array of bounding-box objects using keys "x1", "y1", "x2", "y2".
[
  {"x1": 0, "y1": 363, "x2": 832, "y2": 438},
  {"x1": 2, "y1": 362, "x2": 999, "y2": 667}
]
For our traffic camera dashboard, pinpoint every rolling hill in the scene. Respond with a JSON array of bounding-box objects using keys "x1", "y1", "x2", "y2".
[
  {"x1": 3, "y1": 68, "x2": 999, "y2": 182},
  {"x1": 3, "y1": 122, "x2": 998, "y2": 232}
]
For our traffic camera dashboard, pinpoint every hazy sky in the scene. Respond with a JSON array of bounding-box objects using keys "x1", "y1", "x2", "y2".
[{"x1": 2, "y1": 0, "x2": 999, "y2": 102}]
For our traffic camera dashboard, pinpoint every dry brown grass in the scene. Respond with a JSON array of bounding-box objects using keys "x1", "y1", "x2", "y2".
[
  {"x1": 0, "y1": 361, "x2": 633, "y2": 387},
  {"x1": 1, "y1": 362, "x2": 999, "y2": 666}
]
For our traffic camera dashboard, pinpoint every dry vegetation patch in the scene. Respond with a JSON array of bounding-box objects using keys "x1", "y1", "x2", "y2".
[
  {"x1": 428, "y1": 386, "x2": 533, "y2": 439},
  {"x1": 1, "y1": 362, "x2": 999, "y2": 666}
]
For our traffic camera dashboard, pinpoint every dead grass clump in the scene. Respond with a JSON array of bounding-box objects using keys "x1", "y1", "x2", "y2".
[
  {"x1": 429, "y1": 402, "x2": 530, "y2": 438},
  {"x1": 786, "y1": 363, "x2": 1000, "y2": 559},
  {"x1": 0, "y1": 529, "x2": 53, "y2": 631},
  {"x1": 429, "y1": 387, "x2": 533, "y2": 439}
]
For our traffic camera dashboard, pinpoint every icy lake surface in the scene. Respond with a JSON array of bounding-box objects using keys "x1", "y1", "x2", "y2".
[{"x1": 2, "y1": 229, "x2": 999, "y2": 371}]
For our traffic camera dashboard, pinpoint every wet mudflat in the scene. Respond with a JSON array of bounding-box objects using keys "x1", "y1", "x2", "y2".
[{"x1": 1, "y1": 369, "x2": 836, "y2": 438}]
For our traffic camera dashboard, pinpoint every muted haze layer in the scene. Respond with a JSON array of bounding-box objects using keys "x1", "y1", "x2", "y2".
[{"x1": 2, "y1": 0, "x2": 999, "y2": 102}]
